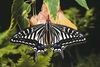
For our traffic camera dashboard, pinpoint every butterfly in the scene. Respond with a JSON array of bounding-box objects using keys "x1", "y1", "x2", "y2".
[{"x1": 10, "y1": 19, "x2": 86, "y2": 60}]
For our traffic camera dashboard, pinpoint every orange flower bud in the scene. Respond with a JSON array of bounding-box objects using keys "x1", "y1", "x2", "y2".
[
  {"x1": 29, "y1": 15, "x2": 38, "y2": 26},
  {"x1": 55, "y1": 10, "x2": 78, "y2": 30},
  {"x1": 29, "y1": 3, "x2": 78, "y2": 30}
]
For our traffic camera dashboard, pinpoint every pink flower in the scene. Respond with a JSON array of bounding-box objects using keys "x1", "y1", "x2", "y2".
[
  {"x1": 29, "y1": 4, "x2": 49, "y2": 25},
  {"x1": 29, "y1": 4, "x2": 77, "y2": 30}
]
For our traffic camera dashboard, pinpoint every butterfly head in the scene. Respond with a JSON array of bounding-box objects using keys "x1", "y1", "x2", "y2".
[{"x1": 46, "y1": 19, "x2": 50, "y2": 24}]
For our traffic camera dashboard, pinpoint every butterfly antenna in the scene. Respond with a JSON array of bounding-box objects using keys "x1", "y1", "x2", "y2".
[{"x1": 39, "y1": 12, "x2": 49, "y2": 20}]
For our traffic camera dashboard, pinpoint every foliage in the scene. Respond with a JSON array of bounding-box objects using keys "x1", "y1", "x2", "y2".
[
  {"x1": 0, "y1": 29, "x2": 52, "y2": 67},
  {"x1": 11, "y1": 0, "x2": 31, "y2": 30},
  {"x1": 64, "y1": 7, "x2": 95, "y2": 35},
  {"x1": 0, "y1": 0, "x2": 98, "y2": 67},
  {"x1": 43, "y1": 0, "x2": 89, "y2": 21},
  {"x1": 44, "y1": 0, "x2": 60, "y2": 21},
  {"x1": 75, "y1": 0, "x2": 89, "y2": 10},
  {"x1": 8, "y1": 50, "x2": 52, "y2": 67}
]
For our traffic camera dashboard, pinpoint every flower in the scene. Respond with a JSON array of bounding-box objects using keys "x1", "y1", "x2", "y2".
[
  {"x1": 29, "y1": 4, "x2": 49, "y2": 25},
  {"x1": 29, "y1": 4, "x2": 77, "y2": 30},
  {"x1": 55, "y1": 8, "x2": 78, "y2": 30}
]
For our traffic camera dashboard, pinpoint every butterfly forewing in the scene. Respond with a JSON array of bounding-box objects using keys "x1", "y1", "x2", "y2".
[
  {"x1": 10, "y1": 24, "x2": 48, "y2": 59},
  {"x1": 50, "y1": 24, "x2": 86, "y2": 58},
  {"x1": 51, "y1": 24, "x2": 86, "y2": 44}
]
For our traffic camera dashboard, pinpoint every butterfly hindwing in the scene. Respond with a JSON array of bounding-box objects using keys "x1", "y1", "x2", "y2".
[
  {"x1": 50, "y1": 24, "x2": 86, "y2": 58},
  {"x1": 10, "y1": 24, "x2": 48, "y2": 60}
]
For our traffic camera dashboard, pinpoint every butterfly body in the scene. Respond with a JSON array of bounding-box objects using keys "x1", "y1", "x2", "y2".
[{"x1": 10, "y1": 19, "x2": 86, "y2": 60}]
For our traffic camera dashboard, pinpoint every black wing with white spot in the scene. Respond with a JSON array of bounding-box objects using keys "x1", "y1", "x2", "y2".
[
  {"x1": 10, "y1": 24, "x2": 48, "y2": 60},
  {"x1": 50, "y1": 24, "x2": 86, "y2": 58}
]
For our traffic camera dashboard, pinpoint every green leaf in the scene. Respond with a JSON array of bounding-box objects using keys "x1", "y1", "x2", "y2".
[
  {"x1": 17, "y1": 16, "x2": 29, "y2": 30},
  {"x1": 0, "y1": 58, "x2": 10, "y2": 67},
  {"x1": 75, "y1": 0, "x2": 89, "y2": 10},
  {"x1": 11, "y1": 0, "x2": 31, "y2": 30},
  {"x1": 16, "y1": 51, "x2": 35, "y2": 67},
  {"x1": 64, "y1": 7, "x2": 95, "y2": 35},
  {"x1": 0, "y1": 45, "x2": 19, "y2": 58},
  {"x1": 0, "y1": 29, "x2": 16, "y2": 45},
  {"x1": 34, "y1": 51, "x2": 53, "y2": 67},
  {"x1": 0, "y1": 30, "x2": 9, "y2": 45},
  {"x1": 16, "y1": 50, "x2": 53, "y2": 67},
  {"x1": 8, "y1": 58, "x2": 16, "y2": 67},
  {"x1": 44, "y1": 0, "x2": 60, "y2": 21}
]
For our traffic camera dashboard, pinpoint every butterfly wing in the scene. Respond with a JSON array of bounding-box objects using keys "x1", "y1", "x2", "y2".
[
  {"x1": 50, "y1": 24, "x2": 86, "y2": 58},
  {"x1": 10, "y1": 24, "x2": 48, "y2": 60}
]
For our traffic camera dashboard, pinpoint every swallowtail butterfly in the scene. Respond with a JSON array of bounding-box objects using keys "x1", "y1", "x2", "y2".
[{"x1": 10, "y1": 20, "x2": 86, "y2": 60}]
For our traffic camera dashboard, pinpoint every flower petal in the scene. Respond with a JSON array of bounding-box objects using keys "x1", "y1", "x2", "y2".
[
  {"x1": 29, "y1": 15, "x2": 38, "y2": 26},
  {"x1": 56, "y1": 10, "x2": 78, "y2": 30}
]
